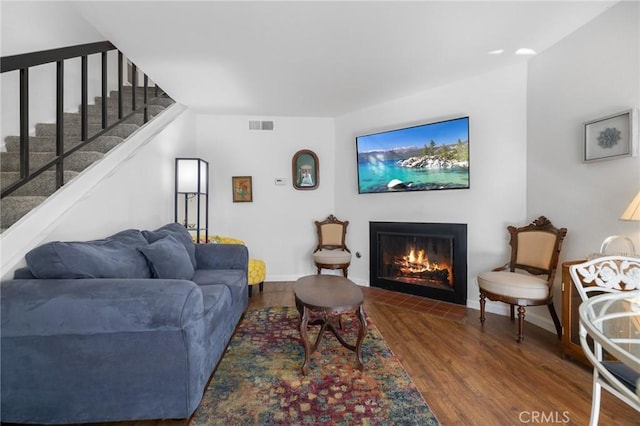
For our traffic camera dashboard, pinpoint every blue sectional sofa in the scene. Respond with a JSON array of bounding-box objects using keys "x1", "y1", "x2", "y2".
[{"x1": 0, "y1": 223, "x2": 249, "y2": 424}]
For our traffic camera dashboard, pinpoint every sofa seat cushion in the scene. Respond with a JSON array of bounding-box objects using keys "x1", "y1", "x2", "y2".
[
  {"x1": 142, "y1": 223, "x2": 197, "y2": 269},
  {"x1": 477, "y1": 271, "x2": 549, "y2": 300},
  {"x1": 138, "y1": 235, "x2": 195, "y2": 280},
  {"x1": 25, "y1": 229, "x2": 152, "y2": 279},
  {"x1": 192, "y1": 269, "x2": 247, "y2": 307}
]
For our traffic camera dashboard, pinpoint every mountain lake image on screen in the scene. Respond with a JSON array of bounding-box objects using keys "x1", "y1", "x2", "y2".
[{"x1": 356, "y1": 116, "x2": 470, "y2": 194}]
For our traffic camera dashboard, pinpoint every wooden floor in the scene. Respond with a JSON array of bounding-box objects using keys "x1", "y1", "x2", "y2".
[
  {"x1": 67, "y1": 282, "x2": 638, "y2": 425},
  {"x1": 247, "y1": 282, "x2": 638, "y2": 426}
]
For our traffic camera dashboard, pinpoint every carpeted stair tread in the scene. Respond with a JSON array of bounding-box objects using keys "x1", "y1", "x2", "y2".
[
  {"x1": 67, "y1": 105, "x2": 166, "y2": 125},
  {"x1": 64, "y1": 111, "x2": 144, "y2": 126},
  {"x1": 106, "y1": 103, "x2": 166, "y2": 117},
  {"x1": 83, "y1": 102, "x2": 169, "y2": 118},
  {"x1": 98, "y1": 93, "x2": 156, "y2": 103},
  {"x1": 0, "y1": 196, "x2": 48, "y2": 229},
  {"x1": 66, "y1": 112, "x2": 149, "y2": 128},
  {"x1": 101, "y1": 123, "x2": 140, "y2": 139},
  {"x1": 92, "y1": 96, "x2": 174, "y2": 110},
  {"x1": 1, "y1": 170, "x2": 79, "y2": 196},
  {"x1": 107, "y1": 88, "x2": 167, "y2": 99},
  {"x1": 4, "y1": 135, "x2": 124, "y2": 153},
  {"x1": 1, "y1": 151, "x2": 104, "y2": 173},
  {"x1": 34, "y1": 121, "x2": 140, "y2": 139}
]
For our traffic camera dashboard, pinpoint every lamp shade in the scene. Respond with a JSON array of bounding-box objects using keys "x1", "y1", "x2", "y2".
[
  {"x1": 176, "y1": 158, "x2": 207, "y2": 193},
  {"x1": 620, "y1": 191, "x2": 640, "y2": 221}
]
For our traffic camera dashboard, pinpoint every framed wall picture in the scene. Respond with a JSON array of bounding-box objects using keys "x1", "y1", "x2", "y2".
[
  {"x1": 583, "y1": 109, "x2": 637, "y2": 162},
  {"x1": 292, "y1": 149, "x2": 319, "y2": 190},
  {"x1": 232, "y1": 176, "x2": 253, "y2": 202}
]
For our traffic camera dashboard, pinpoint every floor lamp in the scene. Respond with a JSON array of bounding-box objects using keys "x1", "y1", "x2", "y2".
[{"x1": 175, "y1": 158, "x2": 209, "y2": 243}]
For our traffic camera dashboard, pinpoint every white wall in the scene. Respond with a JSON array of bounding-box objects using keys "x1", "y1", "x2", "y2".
[
  {"x1": 195, "y1": 115, "x2": 335, "y2": 280},
  {"x1": 335, "y1": 63, "x2": 529, "y2": 300},
  {"x1": 0, "y1": 1, "x2": 104, "y2": 56},
  {"x1": 0, "y1": 1, "x2": 117, "y2": 142},
  {"x1": 527, "y1": 1, "x2": 640, "y2": 324}
]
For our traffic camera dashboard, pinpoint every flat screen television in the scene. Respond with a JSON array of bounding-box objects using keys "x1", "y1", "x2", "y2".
[{"x1": 356, "y1": 116, "x2": 470, "y2": 194}]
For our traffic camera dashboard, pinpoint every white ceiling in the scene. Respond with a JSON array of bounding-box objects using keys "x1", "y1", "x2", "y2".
[{"x1": 76, "y1": 1, "x2": 616, "y2": 117}]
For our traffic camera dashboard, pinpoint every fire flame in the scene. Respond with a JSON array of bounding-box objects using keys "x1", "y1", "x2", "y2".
[
  {"x1": 390, "y1": 245, "x2": 453, "y2": 287},
  {"x1": 397, "y1": 247, "x2": 446, "y2": 275},
  {"x1": 400, "y1": 248, "x2": 432, "y2": 273}
]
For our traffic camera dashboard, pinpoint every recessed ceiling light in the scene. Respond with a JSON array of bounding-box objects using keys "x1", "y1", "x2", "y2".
[
  {"x1": 515, "y1": 48, "x2": 537, "y2": 55},
  {"x1": 488, "y1": 49, "x2": 504, "y2": 55}
]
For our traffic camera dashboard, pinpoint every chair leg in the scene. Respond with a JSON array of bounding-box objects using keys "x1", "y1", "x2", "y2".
[
  {"x1": 342, "y1": 267, "x2": 348, "y2": 278},
  {"x1": 479, "y1": 293, "x2": 486, "y2": 324},
  {"x1": 248, "y1": 285, "x2": 253, "y2": 297},
  {"x1": 510, "y1": 304, "x2": 515, "y2": 320},
  {"x1": 547, "y1": 301, "x2": 562, "y2": 339},
  {"x1": 589, "y1": 372, "x2": 602, "y2": 426},
  {"x1": 517, "y1": 305, "x2": 526, "y2": 343},
  {"x1": 259, "y1": 282, "x2": 264, "y2": 293}
]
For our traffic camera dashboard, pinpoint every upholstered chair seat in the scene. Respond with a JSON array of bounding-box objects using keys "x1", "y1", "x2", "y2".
[
  {"x1": 313, "y1": 248, "x2": 352, "y2": 265},
  {"x1": 477, "y1": 271, "x2": 549, "y2": 300}
]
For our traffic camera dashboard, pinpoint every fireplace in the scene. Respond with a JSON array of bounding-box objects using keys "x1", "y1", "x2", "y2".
[{"x1": 369, "y1": 222, "x2": 468, "y2": 305}]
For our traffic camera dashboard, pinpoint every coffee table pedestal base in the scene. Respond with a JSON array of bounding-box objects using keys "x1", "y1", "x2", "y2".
[{"x1": 297, "y1": 304, "x2": 367, "y2": 375}]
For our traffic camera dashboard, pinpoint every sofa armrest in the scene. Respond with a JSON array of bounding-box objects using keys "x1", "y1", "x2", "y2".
[
  {"x1": 13, "y1": 267, "x2": 35, "y2": 279},
  {"x1": 195, "y1": 243, "x2": 249, "y2": 271},
  {"x1": 1, "y1": 279, "x2": 203, "y2": 336}
]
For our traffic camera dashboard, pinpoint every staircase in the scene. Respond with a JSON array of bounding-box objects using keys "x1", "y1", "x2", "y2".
[{"x1": 0, "y1": 87, "x2": 175, "y2": 232}]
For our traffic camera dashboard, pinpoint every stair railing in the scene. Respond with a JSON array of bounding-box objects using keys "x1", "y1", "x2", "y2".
[{"x1": 1, "y1": 41, "x2": 169, "y2": 199}]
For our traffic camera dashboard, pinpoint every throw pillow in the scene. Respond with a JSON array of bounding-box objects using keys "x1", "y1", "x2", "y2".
[
  {"x1": 142, "y1": 223, "x2": 197, "y2": 268},
  {"x1": 25, "y1": 229, "x2": 152, "y2": 279},
  {"x1": 138, "y1": 235, "x2": 195, "y2": 280}
]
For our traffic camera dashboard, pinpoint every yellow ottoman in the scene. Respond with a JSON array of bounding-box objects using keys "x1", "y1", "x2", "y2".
[
  {"x1": 248, "y1": 258, "x2": 266, "y2": 297},
  {"x1": 210, "y1": 235, "x2": 266, "y2": 297}
]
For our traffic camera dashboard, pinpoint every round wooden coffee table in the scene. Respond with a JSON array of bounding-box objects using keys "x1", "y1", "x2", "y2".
[{"x1": 294, "y1": 274, "x2": 367, "y2": 375}]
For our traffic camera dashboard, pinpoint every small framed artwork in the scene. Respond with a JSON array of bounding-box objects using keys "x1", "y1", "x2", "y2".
[
  {"x1": 292, "y1": 149, "x2": 319, "y2": 190},
  {"x1": 232, "y1": 176, "x2": 253, "y2": 202},
  {"x1": 583, "y1": 109, "x2": 637, "y2": 162}
]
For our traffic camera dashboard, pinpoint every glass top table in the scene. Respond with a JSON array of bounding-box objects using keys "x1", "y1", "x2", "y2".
[{"x1": 579, "y1": 290, "x2": 640, "y2": 398}]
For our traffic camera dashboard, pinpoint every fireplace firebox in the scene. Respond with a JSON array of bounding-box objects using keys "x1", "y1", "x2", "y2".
[{"x1": 369, "y1": 222, "x2": 467, "y2": 305}]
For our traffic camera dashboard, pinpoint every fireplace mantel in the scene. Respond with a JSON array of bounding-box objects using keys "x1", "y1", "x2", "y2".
[{"x1": 369, "y1": 221, "x2": 468, "y2": 305}]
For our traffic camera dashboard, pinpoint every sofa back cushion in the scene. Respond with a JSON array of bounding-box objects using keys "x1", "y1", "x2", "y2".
[
  {"x1": 142, "y1": 223, "x2": 197, "y2": 268},
  {"x1": 25, "y1": 230, "x2": 152, "y2": 279}
]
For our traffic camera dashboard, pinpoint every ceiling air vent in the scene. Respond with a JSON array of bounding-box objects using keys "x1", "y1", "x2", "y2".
[{"x1": 249, "y1": 120, "x2": 274, "y2": 131}]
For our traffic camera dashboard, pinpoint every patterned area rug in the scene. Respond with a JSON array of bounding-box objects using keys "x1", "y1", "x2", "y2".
[{"x1": 191, "y1": 306, "x2": 438, "y2": 425}]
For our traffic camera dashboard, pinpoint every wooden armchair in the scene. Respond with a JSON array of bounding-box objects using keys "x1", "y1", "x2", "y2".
[
  {"x1": 312, "y1": 214, "x2": 352, "y2": 277},
  {"x1": 477, "y1": 216, "x2": 568, "y2": 342}
]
